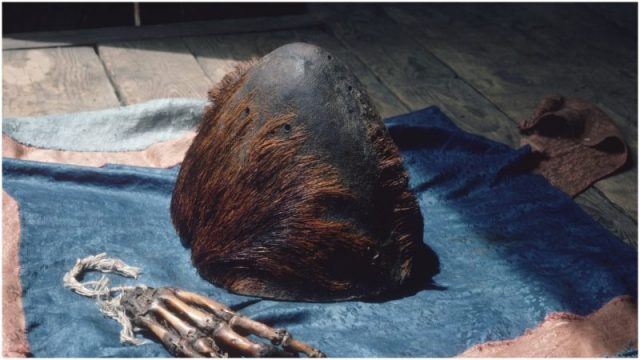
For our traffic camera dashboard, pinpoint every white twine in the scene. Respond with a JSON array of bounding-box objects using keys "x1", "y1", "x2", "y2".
[{"x1": 63, "y1": 253, "x2": 149, "y2": 346}]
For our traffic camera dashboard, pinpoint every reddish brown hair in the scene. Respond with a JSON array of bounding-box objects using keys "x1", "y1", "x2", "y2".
[{"x1": 171, "y1": 60, "x2": 427, "y2": 301}]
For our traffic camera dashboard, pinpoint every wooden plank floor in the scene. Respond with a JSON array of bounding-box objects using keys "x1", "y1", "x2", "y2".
[
  {"x1": 3, "y1": 47, "x2": 120, "y2": 117},
  {"x1": 379, "y1": 3, "x2": 638, "y2": 220},
  {"x1": 98, "y1": 39, "x2": 212, "y2": 104},
  {"x1": 2, "y1": 4, "x2": 637, "y2": 247}
]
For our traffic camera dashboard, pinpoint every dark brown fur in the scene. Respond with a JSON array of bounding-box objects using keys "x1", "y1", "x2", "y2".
[{"x1": 171, "y1": 61, "x2": 426, "y2": 301}]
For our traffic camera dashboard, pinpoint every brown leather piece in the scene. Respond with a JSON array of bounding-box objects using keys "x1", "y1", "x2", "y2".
[
  {"x1": 519, "y1": 95, "x2": 629, "y2": 196},
  {"x1": 458, "y1": 295, "x2": 637, "y2": 357}
]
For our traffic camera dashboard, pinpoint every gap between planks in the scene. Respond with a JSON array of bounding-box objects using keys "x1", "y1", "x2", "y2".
[
  {"x1": 92, "y1": 45, "x2": 125, "y2": 106},
  {"x1": 3, "y1": 46, "x2": 120, "y2": 117}
]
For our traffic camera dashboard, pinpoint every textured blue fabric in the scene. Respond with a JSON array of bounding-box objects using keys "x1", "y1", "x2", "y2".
[
  {"x1": 3, "y1": 106, "x2": 636, "y2": 357},
  {"x1": 615, "y1": 348, "x2": 639, "y2": 358}
]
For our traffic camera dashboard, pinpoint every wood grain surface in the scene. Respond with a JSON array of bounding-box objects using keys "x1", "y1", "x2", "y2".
[
  {"x1": 98, "y1": 38, "x2": 212, "y2": 104},
  {"x1": 3, "y1": 47, "x2": 120, "y2": 117},
  {"x1": 382, "y1": 3, "x2": 637, "y2": 220}
]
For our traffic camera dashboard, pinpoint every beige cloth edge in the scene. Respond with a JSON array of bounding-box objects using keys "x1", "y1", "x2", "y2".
[
  {"x1": 3, "y1": 191, "x2": 30, "y2": 357},
  {"x1": 458, "y1": 295, "x2": 637, "y2": 357},
  {"x1": 2, "y1": 132, "x2": 195, "y2": 168}
]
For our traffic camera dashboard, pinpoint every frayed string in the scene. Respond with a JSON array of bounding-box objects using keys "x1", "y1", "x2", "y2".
[{"x1": 63, "y1": 253, "x2": 149, "y2": 346}]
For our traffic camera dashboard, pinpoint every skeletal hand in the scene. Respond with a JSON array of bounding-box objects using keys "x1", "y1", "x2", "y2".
[{"x1": 119, "y1": 287, "x2": 325, "y2": 358}]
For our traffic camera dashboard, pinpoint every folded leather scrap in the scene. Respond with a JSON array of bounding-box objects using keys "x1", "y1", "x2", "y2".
[
  {"x1": 3, "y1": 97, "x2": 636, "y2": 357},
  {"x1": 519, "y1": 94, "x2": 630, "y2": 196}
]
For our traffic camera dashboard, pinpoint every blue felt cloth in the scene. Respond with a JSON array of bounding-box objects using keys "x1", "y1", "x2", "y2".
[{"x1": 3, "y1": 106, "x2": 636, "y2": 357}]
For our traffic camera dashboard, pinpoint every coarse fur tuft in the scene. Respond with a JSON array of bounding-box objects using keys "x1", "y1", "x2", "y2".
[{"x1": 207, "y1": 59, "x2": 257, "y2": 112}]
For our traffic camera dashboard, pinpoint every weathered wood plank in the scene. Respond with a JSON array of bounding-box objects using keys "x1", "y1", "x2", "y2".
[
  {"x1": 184, "y1": 28, "x2": 408, "y2": 118},
  {"x1": 485, "y1": 3, "x2": 637, "y2": 132},
  {"x1": 3, "y1": 47, "x2": 120, "y2": 117},
  {"x1": 382, "y1": 4, "x2": 637, "y2": 220},
  {"x1": 495, "y1": 3, "x2": 637, "y2": 70},
  {"x1": 477, "y1": 4, "x2": 637, "y2": 144},
  {"x1": 312, "y1": 4, "x2": 637, "y2": 246},
  {"x1": 310, "y1": 4, "x2": 521, "y2": 148},
  {"x1": 3, "y1": 14, "x2": 321, "y2": 50},
  {"x1": 575, "y1": 188, "x2": 637, "y2": 248},
  {"x1": 98, "y1": 39, "x2": 212, "y2": 104},
  {"x1": 591, "y1": 169, "x2": 638, "y2": 221},
  {"x1": 383, "y1": 4, "x2": 637, "y2": 146},
  {"x1": 183, "y1": 34, "x2": 260, "y2": 87},
  {"x1": 585, "y1": 3, "x2": 637, "y2": 35}
]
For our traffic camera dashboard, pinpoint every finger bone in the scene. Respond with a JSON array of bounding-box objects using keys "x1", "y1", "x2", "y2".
[
  {"x1": 160, "y1": 292, "x2": 219, "y2": 332},
  {"x1": 173, "y1": 289, "x2": 234, "y2": 321},
  {"x1": 192, "y1": 337, "x2": 222, "y2": 357},
  {"x1": 150, "y1": 302, "x2": 198, "y2": 339},
  {"x1": 228, "y1": 318, "x2": 325, "y2": 357},
  {"x1": 171, "y1": 288, "x2": 325, "y2": 357},
  {"x1": 136, "y1": 316, "x2": 202, "y2": 357},
  {"x1": 212, "y1": 322, "x2": 294, "y2": 357}
]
